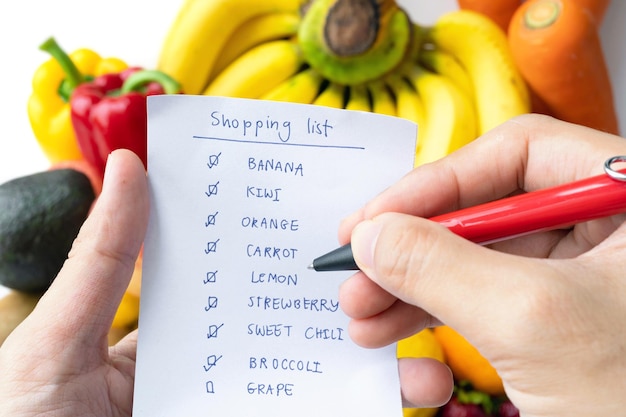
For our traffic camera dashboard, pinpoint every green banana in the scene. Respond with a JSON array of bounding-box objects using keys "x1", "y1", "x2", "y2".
[{"x1": 298, "y1": 0, "x2": 413, "y2": 85}]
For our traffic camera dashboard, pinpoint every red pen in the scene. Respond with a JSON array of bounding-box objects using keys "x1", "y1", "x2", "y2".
[{"x1": 309, "y1": 156, "x2": 626, "y2": 271}]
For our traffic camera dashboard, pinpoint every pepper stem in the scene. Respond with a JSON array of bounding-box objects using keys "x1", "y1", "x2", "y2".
[
  {"x1": 121, "y1": 70, "x2": 181, "y2": 95},
  {"x1": 39, "y1": 37, "x2": 85, "y2": 101}
]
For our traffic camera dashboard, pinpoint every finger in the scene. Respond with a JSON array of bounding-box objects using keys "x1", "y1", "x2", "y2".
[
  {"x1": 109, "y1": 329, "x2": 138, "y2": 377},
  {"x1": 398, "y1": 357, "x2": 453, "y2": 408},
  {"x1": 347, "y1": 300, "x2": 435, "y2": 349},
  {"x1": 340, "y1": 272, "x2": 443, "y2": 348},
  {"x1": 349, "y1": 212, "x2": 551, "y2": 335},
  {"x1": 25, "y1": 150, "x2": 149, "y2": 348},
  {"x1": 549, "y1": 214, "x2": 626, "y2": 258},
  {"x1": 489, "y1": 213, "x2": 626, "y2": 260},
  {"x1": 111, "y1": 329, "x2": 138, "y2": 362},
  {"x1": 579, "y1": 220, "x2": 626, "y2": 276},
  {"x1": 339, "y1": 114, "x2": 626, "y2": 244},
  {"x1": 338, "y1": 272, "x2": 397, "y2": 319}
]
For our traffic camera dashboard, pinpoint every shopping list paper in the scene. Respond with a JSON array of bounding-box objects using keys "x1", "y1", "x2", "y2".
[{"x1": 133, "y1": 95, "x2": 417, "y2": 417}]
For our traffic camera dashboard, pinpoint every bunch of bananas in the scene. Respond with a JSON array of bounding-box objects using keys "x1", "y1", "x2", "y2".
[{"x1": 158, "y1": 0, "x2": 530, "y2": 166}]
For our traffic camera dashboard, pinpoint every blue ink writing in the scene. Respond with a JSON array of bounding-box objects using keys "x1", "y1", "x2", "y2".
[
  {"x1": 206, "y1": 381, "x2": 215, "y2": 394},
  {"x1": 246, "y1": 245, "x2": 297, "y2": 260},
  {"x1": 246, "y1": 186, "x2": 281, "y2": 202},
  {"x1": 207, "y1": 323, "x2": 224, "y2": 339},
  {"x1": 241, "y1": 216, "x2": 299, "y2": 231},
  {"x1": 210, "y1": 111, "x2": 291, "y2": 142},
  {"x1": 247, "y1": 296, "x2": 339, "y2": 312},
  {"x1": 207, "y1": 152, "x2": 222, "y2": 169},
  {"x1": 247, "y1": 323, "x2": 292, "y2": 337},
  {"x1": 247, "y1": 382, "x2": 294, "y2": 396},
  {"x1": 205, "y1": 211, "x2": 219, "y2": 227},
  {"x1": 249, "y1": 357, "x2": 322, "y2": 374},
  {"x1": 248, "y1": 157, "x2": 303, "y2": 176},
  {"x1": 205, "y1": 239, "x2": 220, "y2": 254},
  {"x1": 307, "y1": 118, "x2": 334, "y2": 137},
  {"x1": 204, "y1": 270, "x2": 218, "y2": 284},
  {"x1": 204, "y1": 354, "x2": 223, "y2": 372},
  {"x1": 304, "y1": 327, "x2": 344, "y2": 341},
  {"x1": 205, "y1": 296, "x2": 218, "y2": 311},
  {"x1": 205, "y1": 181, "x2": 220, "y2": 197},
  {"x1": 250, "y1": 271, "x2": 298, "y2": 286}
]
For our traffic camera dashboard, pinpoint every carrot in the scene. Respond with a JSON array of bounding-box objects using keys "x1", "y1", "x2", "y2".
[
  {"x1": 568, "y1": 0, "x2": 611, "y2": 25},
  {"x1": 457, "y1": 0, "x2": 522, "y2": 33},
  {"x1": 508, "y1": 0, "x2": 619, "y2": 134}
]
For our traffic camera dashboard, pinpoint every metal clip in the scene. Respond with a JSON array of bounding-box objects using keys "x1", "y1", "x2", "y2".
[{"x1": 604, "y1": 156, "x2": 626, "y2": 181}]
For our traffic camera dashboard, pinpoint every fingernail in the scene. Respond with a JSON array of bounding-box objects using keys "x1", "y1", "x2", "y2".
[{"x1": 351, "y1": 219, "x2": 383, "y2": 270}]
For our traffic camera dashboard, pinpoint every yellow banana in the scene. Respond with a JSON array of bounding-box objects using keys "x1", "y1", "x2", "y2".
[
  {"x1": 418, "y1": 48, "x2": 474, "y2": 100},
  {"x1": 261, "y1": 68, "x2": 324, "y2": 104},
  {"x1": 313, "y1": 82, "x2": 346, "y2": 109},
  {"x1": 407, "y1": 65, "x2": 477, "y2": 167},
  {"x1": 204, "y1": 40, "x2": 303, "y2": 99},
  {"x1": 426, "y1": 9, "x2": 530, "y2": 135},
  {"x1": 387, "y1": 73, "x2": 425, "y2": 127},
  {"x1": 158, "y1": 0, "x2": 303, "y2": 94},
  {"x1": 209, "y1": 11, "x2": 301, "y2": 82},
  {"x1": 345, "y1": 84, "x2": 371, "y2": 112},
  {"x1": 367, "y1": 79, "x2": 396, "y2": 117}
]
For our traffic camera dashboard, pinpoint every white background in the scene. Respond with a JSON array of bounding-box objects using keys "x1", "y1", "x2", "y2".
[{"x1": 0, "y1": 1, "x2": 624, "y2": 297}]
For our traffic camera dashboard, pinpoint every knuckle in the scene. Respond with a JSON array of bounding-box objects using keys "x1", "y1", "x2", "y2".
[{"x1": 374, "y1": 220, "x2": 441, "y2": 297}]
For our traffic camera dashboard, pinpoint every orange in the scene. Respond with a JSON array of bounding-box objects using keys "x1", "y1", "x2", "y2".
[
  {"x1": 397, "y1": 329, "x2": 446, "y2": 417},
  {"x1": 433, "y1": 325, "x2": 505, "y2": 395}
]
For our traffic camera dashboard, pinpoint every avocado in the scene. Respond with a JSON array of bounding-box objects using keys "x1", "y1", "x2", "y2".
[{"x1": 0, "y1": 168, "x2": 95, "y2": 293}]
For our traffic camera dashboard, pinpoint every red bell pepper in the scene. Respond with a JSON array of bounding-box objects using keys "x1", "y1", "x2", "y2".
[{"x1": 70, "y1": 68, "x2": 181, "y2": 175}]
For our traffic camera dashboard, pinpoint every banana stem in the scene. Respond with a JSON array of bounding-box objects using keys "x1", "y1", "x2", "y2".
[{"x1": 325, "y1": 0, "x2": 379, "y2": 56}]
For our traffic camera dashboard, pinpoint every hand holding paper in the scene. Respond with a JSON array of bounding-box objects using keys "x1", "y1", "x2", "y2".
[{"x1": 133, "y1": 95, "x2": 416, "y2": 416}]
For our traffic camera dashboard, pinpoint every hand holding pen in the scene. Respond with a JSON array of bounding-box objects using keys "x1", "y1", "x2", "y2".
[
  {"x1": 311, "y1": 154, "x2": 626, "y2": 271},
  {"x1": 328, "y1": 115, "x2": 626, "y2": 415}
]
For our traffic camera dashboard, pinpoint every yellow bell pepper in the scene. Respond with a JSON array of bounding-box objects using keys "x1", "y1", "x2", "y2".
[{"x1": 27, "y1": 38, "x2": 128, "y2": 163}]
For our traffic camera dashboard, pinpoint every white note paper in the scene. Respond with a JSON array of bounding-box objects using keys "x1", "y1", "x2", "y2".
[{"x1": 133, "y1": 95, "x2": 417, "y2": 417}]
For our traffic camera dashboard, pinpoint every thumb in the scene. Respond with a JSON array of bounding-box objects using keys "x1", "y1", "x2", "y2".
[
  {"x1": 350, "y1": 212, "x2": 544, "y2": 333},
  {"x1": 18, "y1": 149, "x2": 149, "y2": 351}
]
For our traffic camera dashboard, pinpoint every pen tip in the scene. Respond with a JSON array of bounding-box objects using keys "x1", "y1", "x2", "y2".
[{"x1": 307, "y1": 263, "x2": 315, "y2": 270}]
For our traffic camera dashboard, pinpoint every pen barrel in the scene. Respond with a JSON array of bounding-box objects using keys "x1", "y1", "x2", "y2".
[{"x1": 430, "y1": 172, "x2": 626, "y2": 245}]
